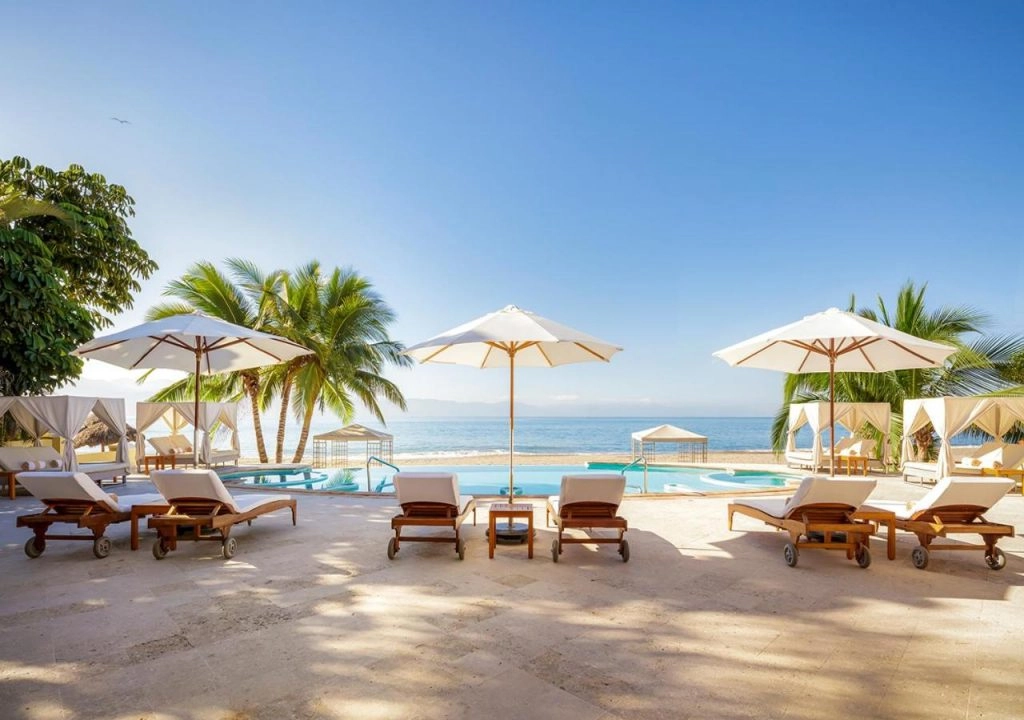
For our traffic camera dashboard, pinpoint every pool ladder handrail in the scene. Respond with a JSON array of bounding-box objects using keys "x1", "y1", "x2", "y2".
[
  {"x1": 366, "y1": 456, "x2": 400, "y2": 493},
  {"x1": 621, "y1": 456, "x2": 649, "y2": 494}
]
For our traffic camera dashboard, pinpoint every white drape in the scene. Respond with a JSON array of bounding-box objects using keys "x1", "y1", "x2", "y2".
[
  {"x1": 92, "y1": 398, "x2": 128, "y2": 464},
  {"x1": 135, "y1": 402, "x2": 196, "y2": 470},
  {"x1": 136, "y1": 400, "x2": 240, "y2": 468},
  {"x1": 787, "y1": 401, "x2": 892, "y2": 467},
  {"x1": 18, "y1": 396, "x2": 97, "y2": 471},
  {"x1": 901, "y1": 397, "x2": 996, "y2": 477}
]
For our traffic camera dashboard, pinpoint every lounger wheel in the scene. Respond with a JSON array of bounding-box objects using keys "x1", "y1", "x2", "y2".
[
  {"x1": 855, "y1": 546, "x2": 871, "y2": 569},
  {"x1": 551, "y1": 539, "x2": 560, "y2": 563},
  {"x1": 456, "y1": 538, "x2": 466, "y2": 561},
  {"x1": 911, "y1": 545, "x2": 929, "y2": 570},
  {"x1": 619, "y1": 539, "x2": 630, "y2": 563},
  {"x1": 985, "y1": 547, "x2": 1006, "y2": 570},
  {"x1": 387, "y1": 536, "x2": 398, "y2": 560},
  {"x1": 222, "y1": 537, "x2": 237, "y2": 559},
  {"x1": 783, "y1": 542, "x2": 798, "y2": 568},
  {"x1": 152, "y1": 539, "x2": 169, "y2": 560},
  {"x1": 92, "y1": 536, "x2": 112, "y2": 559},
  {"x1": 24, "y1": 537, "x2": 45, "y2": 559}
]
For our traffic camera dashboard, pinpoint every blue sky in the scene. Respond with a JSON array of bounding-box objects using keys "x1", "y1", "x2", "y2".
[{"x1": 3, "y1": 2, "x2": 1022, "y2": 418}]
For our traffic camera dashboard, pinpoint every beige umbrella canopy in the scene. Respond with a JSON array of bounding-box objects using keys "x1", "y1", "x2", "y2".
[{"x1": 73, "y1": 415, "x2": 137, "y2": 449}]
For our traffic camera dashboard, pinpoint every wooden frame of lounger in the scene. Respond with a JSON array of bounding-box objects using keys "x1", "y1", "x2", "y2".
[
  {"x1": 389, "y1": 500, "x2": 477, "y2": 561},
  {"x1": 546, "y1": 500, "x2": 629, "y2": 563},
  {"x1": 148, "y1": 496, "x2": 297, "y2": 559},
  {"x1": 17, "y1": 499, "x2": 161, "y2": 559},
  {"x1": 894, "y1": 505, "x2": 1014, "y2": 570},
  {"x1": 727, "y1": 502, "x2": 876, "y2": 568}
]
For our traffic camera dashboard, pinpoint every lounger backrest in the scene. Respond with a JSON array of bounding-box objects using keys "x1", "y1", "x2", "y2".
[
  {"x1": 839, "y1": 438, "x2": 876, "y2": 457},
  {"x1": 986, "y1": 444, "x2": 1024, "y2": 470},
  {"x1": 559, "y1": 474, "x2": 626, "y2": 507},
  {"x1": 909, "y1": 477, "x2": 1013, "y2": 518},
  {"x1": 149, "y1": 434, "x2": 193, "y2": 455},
  {"x1": 16, "y1": 471, "x2": 119, "y2": 512},
  {"x1": 825, "y1": 438, "x2": 857, "y2": 455},
  {"x1": 958, "y1": 441, "x2": 1004, "y2": 465},
  {"x1": 393, "y1": 472, "x2": 460, "y2": 506},
  {"x1": 151, "y1": 469, "x2": 239, "y2": 512},
  {"x1": 783, "y1": 476, "x2": 877, "y2": 515},
  {"x1": 0, "y1": 446, "x2": 64, "y2": 472}
]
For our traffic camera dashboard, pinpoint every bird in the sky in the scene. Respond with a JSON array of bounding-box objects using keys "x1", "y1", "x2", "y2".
[{"x1": 110, "y1": 117, "x2": 131, "y2": 124}]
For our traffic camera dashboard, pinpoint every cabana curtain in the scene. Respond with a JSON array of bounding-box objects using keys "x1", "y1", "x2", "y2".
[{"x1": 787, "y1": 402, "x2": 892, "y2": 468}]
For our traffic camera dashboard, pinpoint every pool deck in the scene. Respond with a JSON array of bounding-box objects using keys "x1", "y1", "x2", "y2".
[{"x1": 1, "y1": 472, "x2": 1023, "y2": 719}]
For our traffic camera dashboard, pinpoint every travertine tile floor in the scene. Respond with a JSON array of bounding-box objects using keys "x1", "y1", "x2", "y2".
[{"x1": 1, "y1": 475, "x2": 1021, "y2": 720}]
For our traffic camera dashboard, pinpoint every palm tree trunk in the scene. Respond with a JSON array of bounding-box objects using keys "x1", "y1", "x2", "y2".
[
  {"x1": 292, "y1": 402, "x2": 315, "y2": 463},
  {"x1": 242, "y1": 372, "x2": 268, "y2": 463},
  {"x1": 275, "y1": 369, "x2": 295, "y2": 464}
]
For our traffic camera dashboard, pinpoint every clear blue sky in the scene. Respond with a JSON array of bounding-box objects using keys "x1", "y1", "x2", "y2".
[{"x1": 3, "y1": 2, "x2": 1022, "y2": 417}]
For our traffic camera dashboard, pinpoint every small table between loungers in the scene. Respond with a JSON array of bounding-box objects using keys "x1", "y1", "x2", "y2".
[{"x1": 488, "y1": 503, "x2": 534, "y2": 559}]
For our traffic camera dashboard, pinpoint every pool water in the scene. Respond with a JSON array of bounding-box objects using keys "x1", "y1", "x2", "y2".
[{"x1": 227, "y1": 463, "x2": 795, "y2": 495}]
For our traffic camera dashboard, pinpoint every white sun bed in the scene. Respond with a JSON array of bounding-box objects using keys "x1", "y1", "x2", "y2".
[{"x1": 387, "y1": 472, "x2": 476, "y2": 561}]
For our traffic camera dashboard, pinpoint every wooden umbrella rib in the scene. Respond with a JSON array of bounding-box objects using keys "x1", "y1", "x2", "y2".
[
  {"x1": 536, "y1": 344, "x2": 554, "y2": 367},
  {"x1": 420, "y1": 344, "x2": 455, "y2": 363},
  {"x1": 888, "y1": 339, "x2": 942, "y2": 364},
  {"x1": 572, "y1": 341, "x2": 612, "y2": 362}
]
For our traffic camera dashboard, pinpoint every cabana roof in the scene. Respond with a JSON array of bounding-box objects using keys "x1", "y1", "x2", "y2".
[
  {"x1": 313, "y1": 424, "x2": 393, "y2": 442},
  {"x1": 631, "y1": 424, "x2": 707, "y2": 443}
]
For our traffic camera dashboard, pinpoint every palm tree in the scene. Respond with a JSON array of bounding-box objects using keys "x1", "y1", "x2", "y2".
[
  {"x1": 262, "y1": 262, "x2": 411, "y2": 463},
  {"x1": 770, "y1": 281, "x2": 1024, "y2": 457},
  {"x1": 146, "y1": 260, "x2": 284, "y2": 463},
  {"x1": 0, "y1": 185, "x2": 71, "y2": 224}
]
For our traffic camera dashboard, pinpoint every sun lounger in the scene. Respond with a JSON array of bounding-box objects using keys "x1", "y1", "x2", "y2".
[
  {"x1": 147, "y1": 435, "x2": 198, "y2": 468},
  {"x1": 15, "y1": 471, "x2": 165, "y2": 558},
  {"x1": 727, "y1": 476, "x2": 878, "y2": 568},
  {"x1": 861, "y1": 477, "x2": 1015, "y2": 570},
  {"x1": 387, "y1": 472, "x2": 476, "y2": 561},
  {"x1": 148, "y1": 469, "x2": 296, "y2": 559},
  {"x1": 546, "y1": 474, "x2": 630, "y2": 563}
]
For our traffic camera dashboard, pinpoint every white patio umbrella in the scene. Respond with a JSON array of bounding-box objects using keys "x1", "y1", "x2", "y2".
[
  {"x1": 74, "y1": 312, "x2": 313, "y2": 466},
  {"x1": 713, "y1": 307, "x2": 956, "y2": 475},
  {"x1": 404, "y1": 305, "x2": 622, "y2": 502}
]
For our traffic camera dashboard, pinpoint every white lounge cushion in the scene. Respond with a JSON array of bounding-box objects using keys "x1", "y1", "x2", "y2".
[
  {"x1": 393, "y1": 472, "x2": 462, "y2": 506},
  {"x1": 867, "y1": 476, "x2": 1013, "y2": 520},
  {"x1": 558, "y1": 474, "x2": 626, "y2": 507},
  {"x1": 0, "y1": 447, "x2": 64, "y2": 472},
  {"x1": 16, "y1": 471, "x2": 162, "y2": 513},
  {"x1": 732, "y1": 476, "x2": 877, "y2": 519},
  {"x1": 151, "y1": 469, "x2": 291, "y2": 513}
]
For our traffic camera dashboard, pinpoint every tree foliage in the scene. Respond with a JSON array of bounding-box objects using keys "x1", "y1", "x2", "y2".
[{"x1": 1, "y1": 156, "x2": 156, "y2": 396}]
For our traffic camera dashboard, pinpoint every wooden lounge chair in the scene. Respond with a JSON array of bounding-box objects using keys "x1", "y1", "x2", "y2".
[
  {"x1": 861, "y1": 477, "x2": 1015, "y2": 570},
  {"x1": 148, "y1": 469, "x2": 296, "y2": 559},
  {"x1": 387, "y1": 472, "x2": 476, "y2": 561},
  {"x1": 728, "y1": 476, "x2": 878, "y2": 568},
  {"x1": 546, "y1": 474, "x2": 629, "y2": 563},
  {"x1": 15, "y1": 471, "x2": 165, "y2": 558}
]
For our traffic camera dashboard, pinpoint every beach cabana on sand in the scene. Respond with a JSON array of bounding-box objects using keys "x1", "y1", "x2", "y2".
[
  {"x1": 312, "y1": 424, "x2": 393, "y2": 469},
  {"x1": 902, "y1": 396, "x2": 1024, "y2": 483},
  {"x1": 785, "y1": 401, "x2": 891, "y2": 472},
  {"x1": 631, "y1": 424, "x2": 708, "y2": 462},
  {"x1": 135, "y1": 401, "x2": 240, "y2": 470}
]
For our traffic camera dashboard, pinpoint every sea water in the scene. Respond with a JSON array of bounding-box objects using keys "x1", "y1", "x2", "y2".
[{"x1": 229, "y1": 416, "x2": 808, "y2": 460}]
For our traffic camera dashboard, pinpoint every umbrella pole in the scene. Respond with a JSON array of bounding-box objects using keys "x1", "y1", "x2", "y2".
[
  {"x1": 193, "y1": 346, "x2": 201, "y2": 468},
  {"x1": 508, "y1": 350, "x2": 515, "y2": 504},
  {"x1": 829, "y1": 348, "x2": 836, "y2": 477}
]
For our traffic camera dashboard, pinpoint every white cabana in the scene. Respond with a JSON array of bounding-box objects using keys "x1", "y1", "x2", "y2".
[
  {"x1": 0, "y1": 395, "x2": 129, "y2": 471},
  {"x1": 786, "y1": 402, "x2": 891, "y2": 471},
  {"x1": 312, "y1": 424, "x2": 394, "y2": 469},
  {"x1": 902, "y1": 396, "x2": 1024, "y2": 479},
  {"x1": 135, "y1": 401, "x2": 240, "y2": 470},
  {"x1": 631, "y1": 424, "x2": 708, "y2": 462}
]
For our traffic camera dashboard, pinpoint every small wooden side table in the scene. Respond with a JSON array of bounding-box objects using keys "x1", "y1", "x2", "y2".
[
  {"x1": 841, "y1": 455, "x2": 869, "y2": 476},
  {"x1": 488, "y1": 503, "x2": 534, "y2": 559},
  {"x1": 130, "y1": 502, "x2": 171, "y2": 550},
  {"x1": 982, "y1": 467, "x2": 1024, "y2": 496},
  {"x1": 853, "y1": 507, "x2": 897, "y2": 561},
  {"x1": 143, "y1": 454, "x2": 176, "y2": 474}
]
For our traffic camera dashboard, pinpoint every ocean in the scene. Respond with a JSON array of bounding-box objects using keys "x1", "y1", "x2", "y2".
[{"x1": 229, "y1": 415, "x2": 806, "y2": 459}]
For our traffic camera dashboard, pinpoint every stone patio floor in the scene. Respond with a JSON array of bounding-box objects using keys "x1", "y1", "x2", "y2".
[{"x1": 1, "y1": 474, "x2": 1022, "y2": 720}]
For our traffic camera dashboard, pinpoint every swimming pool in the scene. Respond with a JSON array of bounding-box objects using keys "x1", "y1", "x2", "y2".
[{"x1": 227, "y1": 463, "x2": 796, "y2": 495}]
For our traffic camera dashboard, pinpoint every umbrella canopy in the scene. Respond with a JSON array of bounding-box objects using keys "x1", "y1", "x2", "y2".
[
  {"x1": 713, "y1": 307, "x2": 956, "y2": 474},
  {"x1": 404, "y1": 305, "x2": 622, "y2": 498},
  {"x1": 74, "y1": 312, "x2": 312, "y2": 464},
  {"x1": 73, "y1": 415, "x2": 138, "y2": 449}
]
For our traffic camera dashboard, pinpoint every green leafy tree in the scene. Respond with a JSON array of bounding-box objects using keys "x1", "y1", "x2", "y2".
[
  {"x1": 1, "y1": 156, "x2": 157, "y2": 328},
  {"x1": 145, "y1": 260, "x2": 284, "y2": 463},
  {"x1": 262, "y1": 262, "x2": 410, "y2": 463},
  {"x1": 770, "y1": 281, "x2": 1024, "y2": 460}
]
